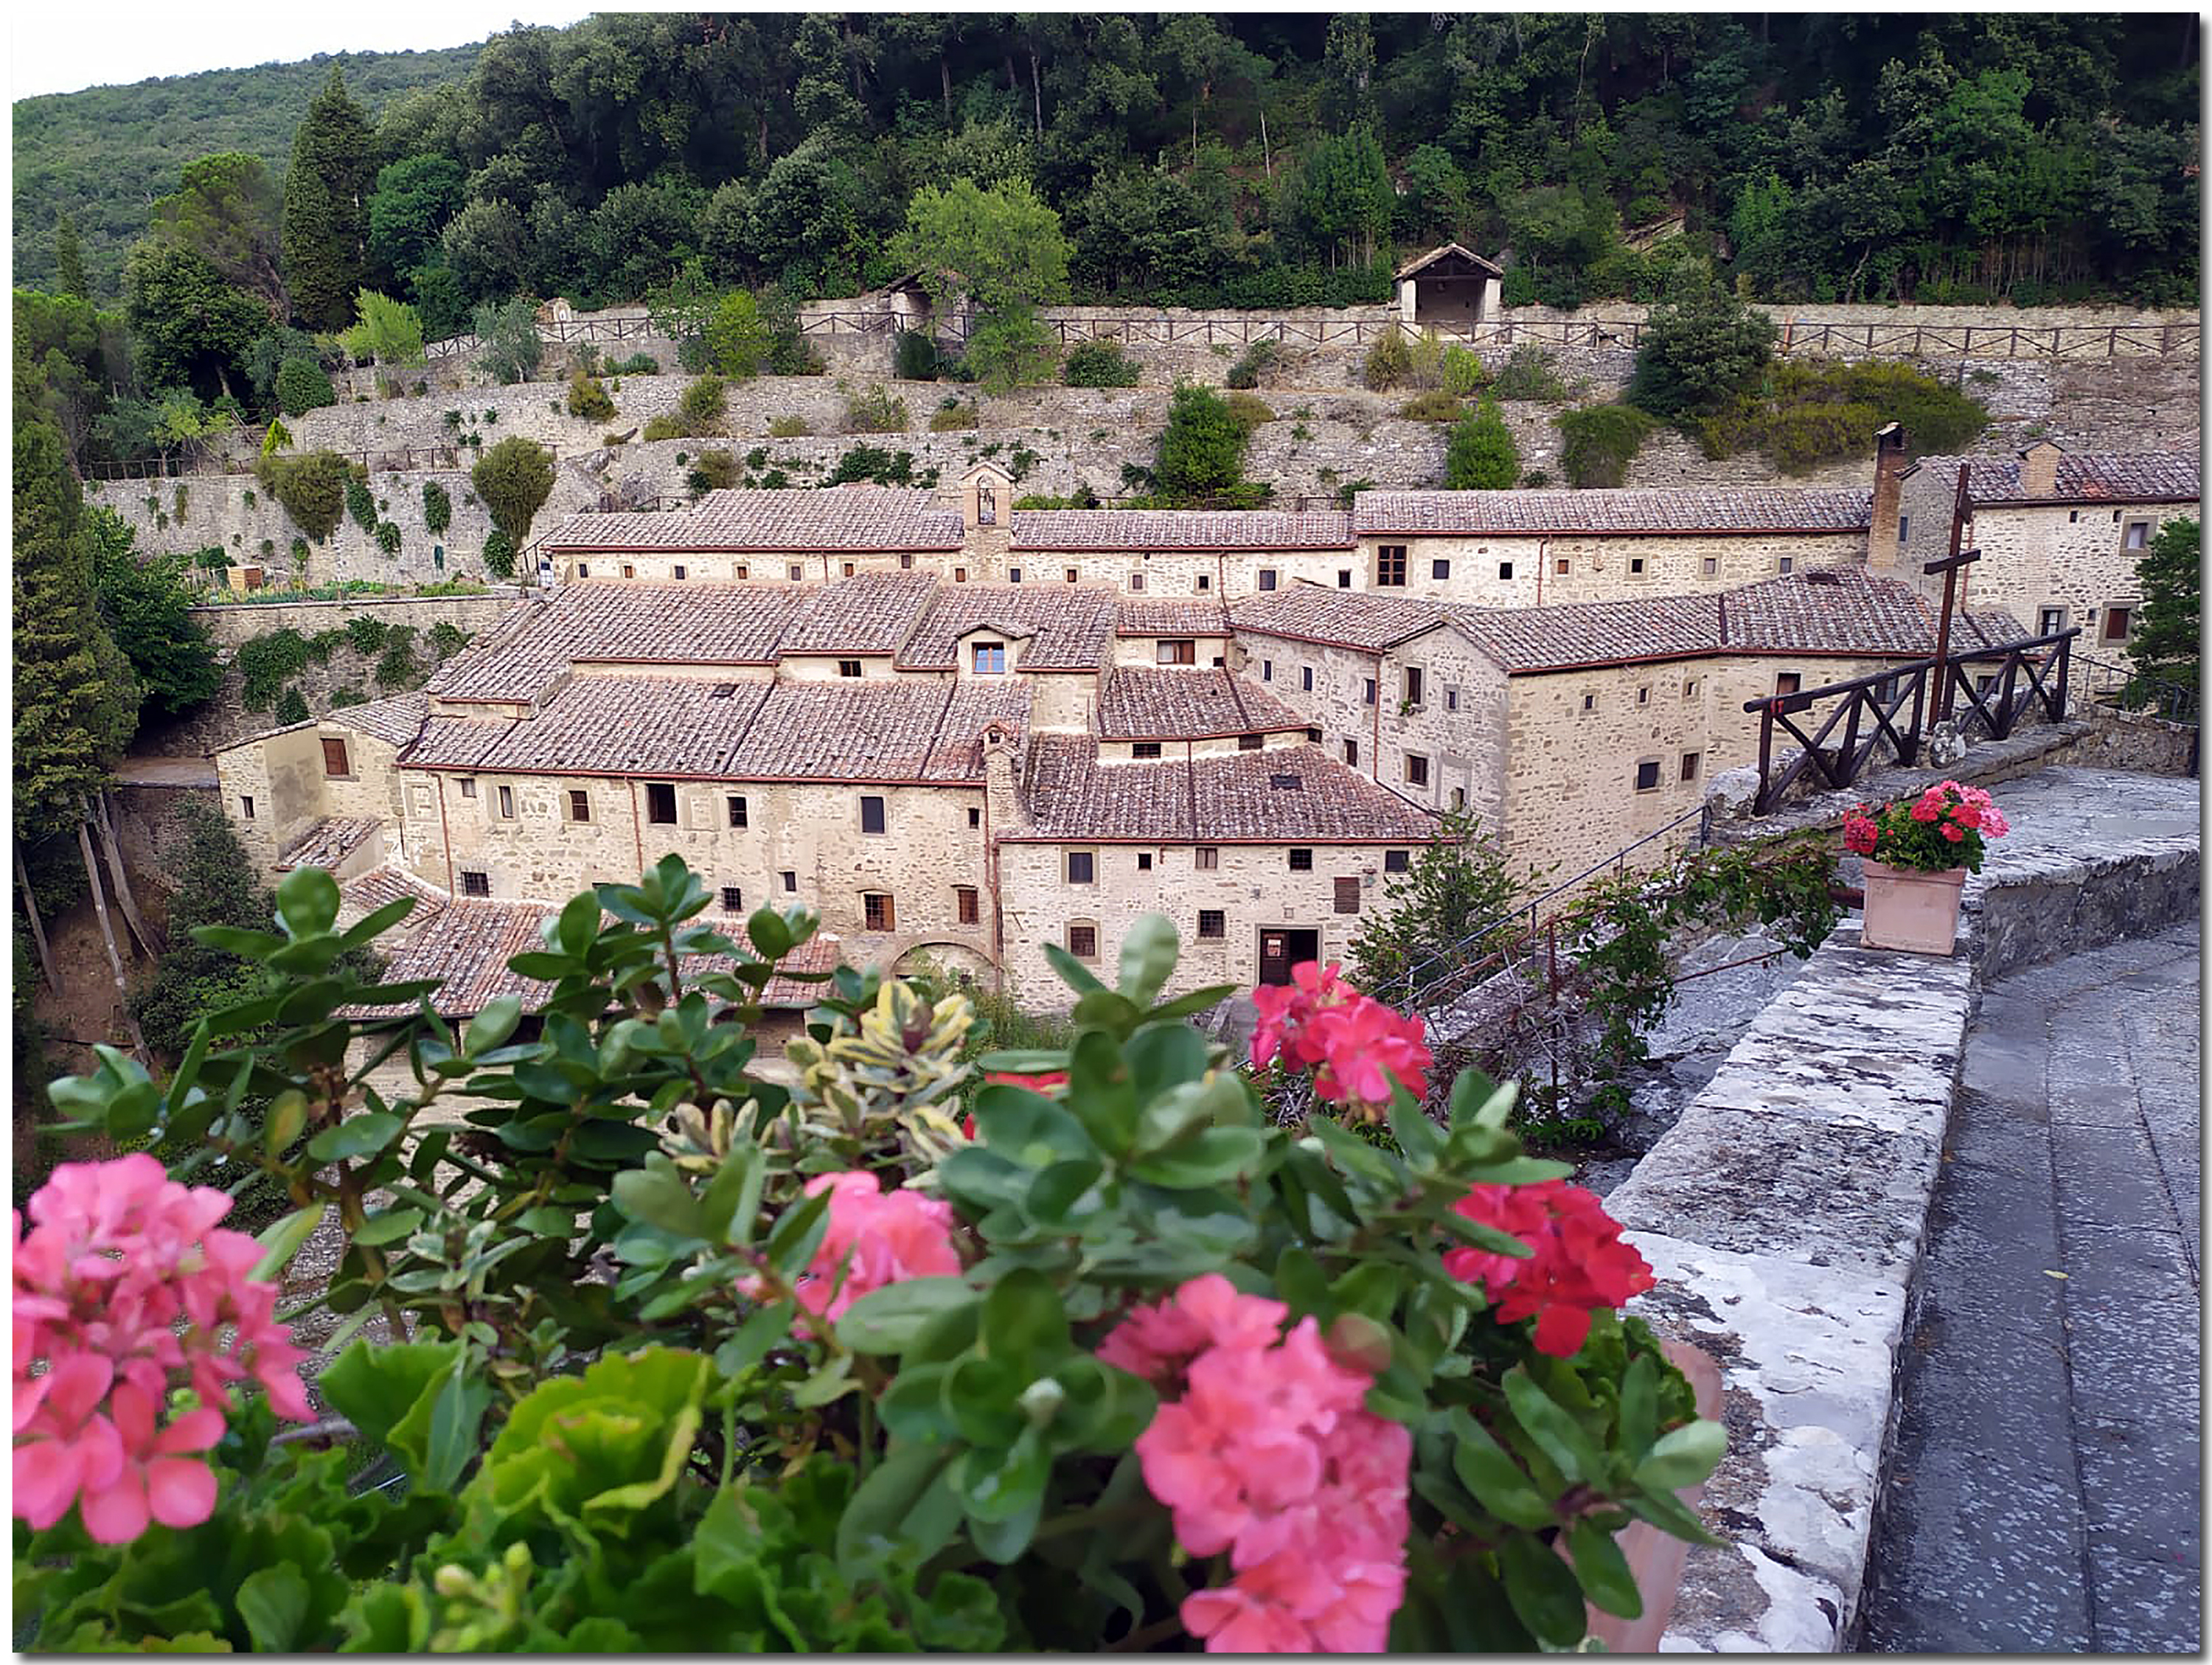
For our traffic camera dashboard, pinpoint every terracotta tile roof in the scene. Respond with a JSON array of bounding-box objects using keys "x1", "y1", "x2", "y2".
[
  {"x1": 1908, "y1": 451, "x2": 2200, "y2": 506},
  {"x1": 276, "y1": 817, "x2": 382, "y2": 872},
  {"x1": 345, "y1": 897, "x2": 844, "y2": 1015},
  {"x1": 1231, "y1": 586, "x2": 1455, "y2": 650},
  {"x1": 337, "y1": 866, "x2": 448, "y2": 934},
  {"x1": 327, "y1": 691, "x2": 429, "y2": 747},
  {"x1": 1114, "y1": 598, "x2": 1232, "y2": 636},
  {"x1": 428, "y1": 585, "x2": 807, "y2": 703},
  {"x1": 896, "y1": 584, "x2": 1117, "y2": 671},
  {"x1": 922, "y1": 682, "x2": 1034, "y2": 781},
  {"x1": 1352, "y1": 487, "x2": 1874, "y2": 536},
  {"x1": 1012, "y1": 510, "x2": 1356, "y2": 552},
  {"x1": 779, "y1": 571, "x2": 938, "y2": 655},
  {"x1": 1449, "y1": 594, "x2": 1718, "y2": 671},
  {"x1": 540, "y1": 487, "x2": 964, "y2": 552},
  {"x1": 727, "y1": 681, "x2": 983, "y2": 781},
  {"x1": 1095, "y1": 669, "x2": 1307, "y2": 740},
  {"x1": 473, "y1": 678, "x2": 771, "y2": 776},
  {"x1": 1015, "y1": 739, "x2": 1435, "y2": 842},
  {"x1": 404, "y1": 715, "x2": 516, "y2": 768}
]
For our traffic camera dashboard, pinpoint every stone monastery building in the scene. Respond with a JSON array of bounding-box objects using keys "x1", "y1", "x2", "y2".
[{"x1": 216, "y1": 438, "x2": 2191, "y2": 1011}]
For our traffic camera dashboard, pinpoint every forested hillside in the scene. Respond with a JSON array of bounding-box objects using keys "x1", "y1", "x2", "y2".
[
  {"x1": 13, "y1": 45, "x2": 480, "y2": 297},
  {"x1": 15, "y1": 13, "x2": 2201, "y2": 315}
]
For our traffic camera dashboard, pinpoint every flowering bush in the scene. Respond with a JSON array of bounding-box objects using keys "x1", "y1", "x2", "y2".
[
  {"x1": 17, "y1": 858, "x2": 1722, "y2": 1651},
  {"x1": 1842, "y1": 779, "x2": 2011, "y2": 872}
]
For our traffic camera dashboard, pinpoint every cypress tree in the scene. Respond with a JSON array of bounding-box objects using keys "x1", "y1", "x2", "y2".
[
  {"x1": 282, "y1": 66, "x2": 375, "y2": 330},
  {"x1": 52, "y1": 212, "x2": 88, "y2": 299}
]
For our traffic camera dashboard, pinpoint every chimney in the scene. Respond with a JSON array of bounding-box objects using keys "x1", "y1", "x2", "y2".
[
  {"x1": 2018, "y1": 439, "x2": 2063, "y2": 499},
  {"x1": 981, "y1": 723, "x2": 1027, "y2": 832},
  {"x1": 1867, "y1": 422, "x2": 1907, "y2": 570}
]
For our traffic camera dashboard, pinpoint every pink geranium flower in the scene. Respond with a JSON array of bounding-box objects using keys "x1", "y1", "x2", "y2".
[
  {"x1": 754, "y1": 1171, "x2": 964, "y2": 1338},
  {"x1": 1251, "y1": 962, "x2": 1432, "y2": 1110},
  {"x1": 14, "y1": 1156, "x2": 311, "y2": 1545}
]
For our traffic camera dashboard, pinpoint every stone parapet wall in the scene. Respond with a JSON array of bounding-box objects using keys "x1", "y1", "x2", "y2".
[{"x1": 189, "y1": 592, "x2": 518, "y2": 650}]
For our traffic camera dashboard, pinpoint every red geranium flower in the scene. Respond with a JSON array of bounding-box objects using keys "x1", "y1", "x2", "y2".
[{"x1": 1443, "y1": 1180, "x2": 1655, "y2": 1358}]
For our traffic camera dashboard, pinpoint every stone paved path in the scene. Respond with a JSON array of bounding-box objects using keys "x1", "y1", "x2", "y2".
[{"x1": 1858, "y1": 924, "x2": 2202, "y2": 1653}]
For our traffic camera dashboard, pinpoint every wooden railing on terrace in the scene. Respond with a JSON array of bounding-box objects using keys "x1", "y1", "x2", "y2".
[{"x1": 1744, "y1": 628, "x2": 2079, "y2": 816}]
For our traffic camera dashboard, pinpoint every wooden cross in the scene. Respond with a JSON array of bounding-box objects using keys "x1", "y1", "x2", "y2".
[{"x1": 1924, "y1": 546, "x2": 1982, "y2": 723}]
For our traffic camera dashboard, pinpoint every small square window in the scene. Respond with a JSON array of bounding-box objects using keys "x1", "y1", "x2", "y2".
[
  {"x1": 787, "y1": 563, "x2": 804, "y2": 582},
  {"x1": 1128, "y1": 571, "x2": 1145, "y2": 592},
  {"x1": 735, "y1": 563, "x2": 748, "y2": 579},
  {"x1": 1158, "y1": 639, "x2": 1196, "y2": 666},
  {"x1": 1345, "y1": 738, "x2": 1360, "y2": 766},
  {"x1": 1137, "y1": 852, "x2": 1154, "y2": 871},
  {"x1": 1637, "y1": 686, "x2": 1650, "y2": 706},
  {"x1": 1008, "y1": 566, "x2": 1023, "y2": 583},
  {"x1": 1582, "y1": 692, "x2": 1596, "y2": 712},
  {"x1": 646, "y1": 782, "x2": 676, "y2": 824},
  {"x1": 2039, "y1": 606, "x2": 2066, "y2": 636},
  {"x1": 568, "y1": 788, "x2": 591, "y2": 822},
  {"x1": 1778, "y1": 556, "x2": 1795, "y2": 575},
  {"x1": 1363, "y1": 678, "x2": 1377, "y2": 706},
  {"x1": 782, "y1": 869, "x2": 798, "y2": 892},
  {"x1": 1376, "y1": 546, "x2": 1408, "y2": 587},
  {"x1": 1897, "y1": 515, "x2": 1910, "y2": 544},
  {"x1": 672, "y1": 564, "x2": 687, "y2": 580},
  {"x1": 1195, "y1": 574, "x2": 1213, "y2": 594},
  {"x1": 240, "y1": 794, "x2": 255, "y2": 820},
  {"x1": 1635, "y1": 759, "x2": 1661, "y2": 792},
  {"x1": 1775, "y1": 672, "x2": 1801, "y2": 696},
  {"x1": 1301, "y1": 667, "x2": 1314, "y2": 692},
  {"x1": 577, "y1": 563, "x2": 591, "y2": 578},
  {"x1": 1065, "y1": 567, "x2": 1079, "y2": 583},
  {"x1": 1683, "y1": 678, "x2": 1700, "y2": 698},
  {"x1": 864, "y1": 892, "x2": 897, "y2": 931},
  {"x1": 860, "y1": 796, "x2": 887, "y2": 835},
  {"x1": 1629, "y1": 556, "x2": 1646, "y2": 577},
  {"x1": 1067, "y1": 850, "x2": 1096, "y2": 885},
  {"x1": 720, "y1": 886, "x2": 743, "y2": 912},
  {"x1": 841, "y1": 561, "x2": 856, "y2": 578},
  {"x1": 972, "y1": 642, "x2": 1006, "y2": 675},
  {"x1": 954, "y1": 568, "x2": 968, "y2": 583},
  {"x1": 1262, "y1": 659, "x2": 1274, "y2": 682},
  {"x1": 1445, "y1": 687, "x2": 1460, "y2": 712},
  {"x1": 967, "y1": 806, "x2": 981, "y2": 828},
  {"x1": 900, "y1": 553, "x2": 914, "y2": 569},
  {"x1": 2124, "y1": 521, "x2": 2150, "y2": 550},
  {"x1": 1197, "y1": 909, "x2": 1225, "y2": 939},
  {"x1": 838, "y1": 658, "x2": 862, "y2": 678},
  {"x1": 1132, "y1": 741, "x2": 1162, "y2": 759},
  {"x1": 459, "y1": 778, "x2": 477, "y2": 799},
  {"x1": 321, "y1": 737, "x2": 352, "y2": 777},
  {"x1": 1405, "y1": 754, "x2": 1429, "y2": 787},
  {"x1": 1680, "y1": 752, "x2": 1701, "y2": 783},
  {"x1": 1337, "y1": 571, "x2": 1352, "y2": 588},
  {"x1": 956, "y1": 886, "x2": 980, "y2": 924},
  {"x1": 497, "y1": 784, "x2": 516, "y2": 819},
  {"x1": 1259, "y1": 569, "x2": 1278, "y2": 591},
  {"x1": 1334, "y1": 876, "x2": 1361, "y2": 914},
  {"x1": 461, "y1": 869, "x2": 490, "y2": 897},
  {"x1": 2103, "y1": 605, "x2": 2132, "y2": 642},
  {"x1": 727, "y1": 795, "x2": 748, "y2": 828},
  {"x1": 1289, "y1": 849, "x2": 1313, "y2": 872},
  {"x1": 1068, "y1": 922, "x2": 1099, "y2": 959},
  {"x1": 1195, "y1": 846, "x2": 1219, "y2": 871},
  {"x1": 1702, "y1": 556, "x2": 1718, "y2": 577},
  {"x1": 1385, "y1": 849, "x2": 1411, "y2": 873},
  {"x1": 1305, "y1": 726, "x2": 1322, "y2": 742},
  {"x1": 1436, "y1": 559, "x2": 1453, "y2": 580},
  {"x1": 1238, "y1": 733, "x2": 1265, "y2": 751},
  {"x1": 622, "y1": 563, "x2": 636, "y2": 579}
]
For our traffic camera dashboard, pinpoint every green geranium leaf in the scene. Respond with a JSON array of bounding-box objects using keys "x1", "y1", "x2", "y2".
[
  {"x1": 1566, "y1": 1516, "x2": 1644, "y2": 1619},
  {"x1": 321, "y1": 1339, "x2": 464, "y2": 1457},
  {"x1": 234, "y1": 1564, "x2": 310, "y2": 1652},
  {"x1": 306, "y1": 1113, "x2": 402, "y2": 1162},
  {"x1": 1504, "y1": 1366, "x2": 1611, "y2": 1489},
  {"x1": 1498, "y1": 1528, "x2": 1592, "y2": 1648},
  {"x1": 1115, "y1": 913, "x2": 1180, "y2": 1007},
  {"x1": 1632, "y1": 1417, "x2": 1726, "y2": 1493},
  {"x1": 838, "y1": 1277, "x2": 978, "y2": 1355}
]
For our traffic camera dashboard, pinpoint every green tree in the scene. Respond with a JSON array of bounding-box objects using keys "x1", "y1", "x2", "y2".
[
  {"x1": 274, "y1": 355, "x2": 336, "y2": 416},
  {"x1": 15, "y1": 288, "x2": 125, "y2": 466},
  {"x1": 1320, "y1": 13, "x2": 1379, "y2": 132},
  {"x1": 472, "y1": 297, "x2": 543, "y2": 384},
  {"x1": 1446, "y1": 401, "x2": 1519, "y2": 489},
  {"x1": 150, "y1": 153, "x2": 286, "y2": 313},
  {"x1": 1154, "y1": 380, "x2": 1251, "y2": 504},
  {"x1": 339, "y1": 290, "x2": 425, "y2": 367},
  {"x1": 14, "y1": 407, "x2": 137, "y2": 840},
  {"x1": 282, "y1": 66, "x2": 376, "y2": 330},
  {"x1": 1299, "y1": 129, "x2": 1392, "y2": 268},
  {"x1": 891, "y1": 177, "x2": 1071, "y2": 319},
  {"x1": 1627, "y1": 261, "x2": 1778, "y2": 420},
  {"x1": 700, "y1": 290, "x2": 772, "y2": 380},
  {"x1": 2124, "y1": 516, "x2": 2199, "y2": 714},
  {"x1": 366, "y1": 156, "x2": 466, "y2": 290},
  {"x1": 472, "y1": 437, "x2": 557, "y2": 543},
  {"x1": 88, "y1": 510, "x2": 221, "y2": 722},
  {"x1": 440, "y1": 200, "x2": 532, "y2": 304},
  {"x1": 122, "y1": 240, "x2": 270, "y2": 400},
  {"x1": 52, "y1": 213, "x2": 88, "y2": 299},
  {"x1": 255, "y1": 449, "x2": 349, "y2": 542},
  {"x1": 1346, "y1": 807, "x2": 1524, "y2": 1005}
]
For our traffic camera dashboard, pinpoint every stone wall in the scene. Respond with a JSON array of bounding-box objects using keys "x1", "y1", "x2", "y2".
[
  {"x1": 189, "y1": 592, "x2": 518, "y2": 650},
  {"x1": 107, "y1": 782, "x2": 219, "y2": 896}
]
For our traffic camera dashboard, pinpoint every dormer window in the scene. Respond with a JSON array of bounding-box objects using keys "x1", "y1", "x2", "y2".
[
  {"x1": 1269, "y1": 774, "x2": 1304, "y2": 791},
  {"x1": 972, "y1": 642, "x2": 1007, "y2": 675}
]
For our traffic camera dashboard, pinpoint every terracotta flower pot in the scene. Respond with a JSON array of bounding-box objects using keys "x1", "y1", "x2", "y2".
[
  {"x1": 1860, "y1": 859, "x2": 1969, "y2": 955},
  {"x1": 1571, "y1": 1338, "x2": 1725, "y2": 1653}
]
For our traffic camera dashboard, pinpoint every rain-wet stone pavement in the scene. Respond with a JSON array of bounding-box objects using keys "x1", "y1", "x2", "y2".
[{"x1": 1858, "y1": 923, "x2": 2202, "y2": 1653}]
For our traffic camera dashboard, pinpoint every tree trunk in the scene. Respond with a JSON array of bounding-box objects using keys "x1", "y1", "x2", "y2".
[
  {"x1": 1259, "y1": 108, "x2": 1273, "y2": 182},
  {"x1": 17, "y1": 846, "x2": 60, "y2": 991},
  {"x1": 94, "y1": 791, "x2": 161, "y2": 956},
  {"x1": 77, "y1": 819, "x2": 147, "y2": 1060},
  {"x1": 941, "y1": 56, "x2": 953, "y2": 123},
  {"x1": 1029, "y1": 48, "x2": 1043, "y2": 139}
]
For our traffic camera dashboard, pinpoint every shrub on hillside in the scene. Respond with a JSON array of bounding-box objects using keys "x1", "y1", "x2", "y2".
[
  {"x1": 1444, "y1": 402, "x2": 1519, "y2": 489},
  {"x1": 1362, "y1": 329, "x2": 1412, "y2": 390},
  {"x1": 1627, "y1": 262, "x2": 1777, "y2": 420},
  {"x1": 767, "y1": 414, "x2": 812, "y2": 437},
  {"x1": 892, "y1": 329, "x2": 943, "y2": 381},
  {"x1": 1225, "y1": 339, "x2": 1281, "y2": 390},
  {"x1": 344, "y1": 470, "x2": 377, "y2": 532},
  {"x1": 841, "y1": 386, "x2": 909, "y2": 434},
  {"x1": 1062, "y1": 341, "x2": 1140, "y2": 388},
  {"x1": 1490, "y1": 346, "x2": 1573, "y2": 402},
  {"x1": 688, "y1": 448, "x2": 739, "y2": 496},
  {"x1": 608, "y1": 352, "x2": 660, "y2": 375},
  {"x1": 471, "y1": 437, "x2": 557, "y2": 543},
  {"x1": 566, "y1": 372, "x2": 616, "y2": 420},
  {"x1": 1695, "y1": 360, "x2": 1989, "y2": 473},
  {"x1": 1554, "y1": 403, "x2": 1662, "y2": 487},
  {"x1": 1156, "y1": 380, "x2": 1254, "y2": 504},
  {"x1": 273, "y1": 686, "x2": 310, "y2": 724},
  {"x1": 274, "y1": 356, "x2": 336, "y2": 417},
  {"x1": 421, "y1": 481, "x2": 452, "y2": 535},
  {"x1": 928, "y1": 402, "x2": 980, "y2": 431},
  {"x1": 1441, "y1": 344, "x2": 1489, "y2": 397},
  {"x1": 1399, "y1": 390, "x2": 1464, "y2": 423},
  {"x1": 1222, "y1": 391, "x2": 1275, "y2": 434},
  {"x1": 254, "y1": 450, "x2": 349, "y2": 543},
  {"x1": 483, "y1": 529, "x2": 516, "y2": 579}
]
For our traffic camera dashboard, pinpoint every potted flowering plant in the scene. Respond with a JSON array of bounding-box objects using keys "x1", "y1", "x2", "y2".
[
  {"x1": 16, "y1": 860, "x2": 1723, "y2": 1652},
  {"x1": 1841, "y1": 779, "x2": 2011, "y2": 954}
]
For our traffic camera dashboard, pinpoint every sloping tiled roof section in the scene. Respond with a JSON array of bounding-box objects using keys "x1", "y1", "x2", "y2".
[
  {"x1": 1114, "y1": 597, "x2": 1233, "y2": 636},
  {"x1": 778, "y1": 570, "x2": 938, "y2": 655},
  {"x1": 1353, "y1": 487, "x2": 1874, "y2": 536},
  {"x1": 346, "y1": 898, "x2": 844, "y2": 1015},
  {"x1": 897, "y1": 584, "x2": 1117, "y2": 671},
  {"x1": 1231, "y1": 586, "x2": 1455, "y2": 650},
  {"x1": 404, "y1": 715, "x2": 516, "y2": 768},
  {"x1": 726, "y1": 681, "x2": 1004, "y2": 782},
  {"x1": 922, "y1": 681, "x2": 1034, "y2": 781},
  {"x1": 327, "y1": 691, "x2": 430, "y2": 747},
  {"x1": 276, "y1": 816, "x2": 382, "y2": 872},
  {"x1": 1015, "y1": 739, "x2": 1434, "y2": 842},
  {"x1": 472, "y1": 678, "x2": 771, "y2": 776},
  {"x1": 428, "y1": 585, "x2": 807, "y2": 702},
  {"x1": 1907, "y1": 451, "x2": 2200, "y2": 506},
  {"x1": 540, "y1": 487, "x2": 965, "y2": 552},
  {"x1": 1094, "y1": 669, "x2": 1307, "y2": 740},
  {"x1": 1448, "y1": 593, "x2": 1719, "y2": 672},
  {"x1": 337, "y1": 865, "x2": 448, "y2": 934},
  {"x1": 1011, "y1": 510, "x2": 1357, "y2": 552}
]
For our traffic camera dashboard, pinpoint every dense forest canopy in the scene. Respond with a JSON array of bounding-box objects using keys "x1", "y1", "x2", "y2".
[{"x1": 15, "y1": 12, "x2": 2199, "y2": 315}]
